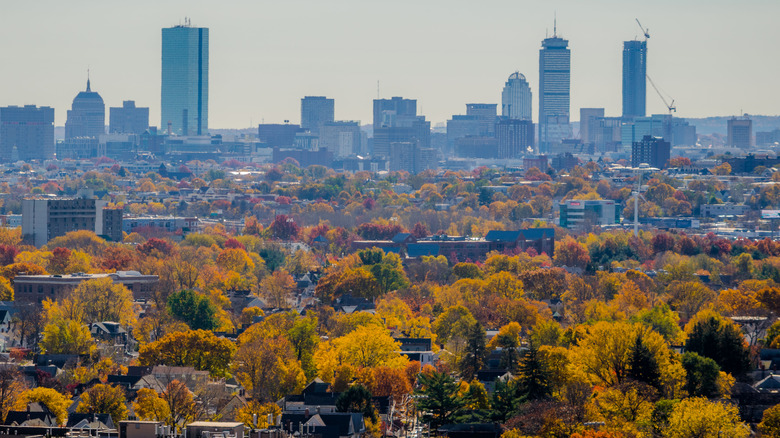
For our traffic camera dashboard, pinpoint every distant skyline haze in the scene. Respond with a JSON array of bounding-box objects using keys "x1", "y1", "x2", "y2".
[{"x1": 1, "y1": 0, "x2": 778, "y2": 129}]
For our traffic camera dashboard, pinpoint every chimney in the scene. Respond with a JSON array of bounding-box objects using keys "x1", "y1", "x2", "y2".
[{"x1": 304, "y1": 408, "x2": 309, "y2": 418}]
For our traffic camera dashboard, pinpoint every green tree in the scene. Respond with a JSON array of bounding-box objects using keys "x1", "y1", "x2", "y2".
[
  {"x1": 459, "y1": 322, "x2": 487, "y2": 380},
  {"x1": 685, "y1": 313, "x2": 751, "y2": 376},
  {"x1": 490, "y1": 378, "x2": 523, "y2": 422},
  {"x1": 336, "y1": 384, "x2": 376, "y2": 422},
  {"x1": 287, "y1": 314, "x2": 319, "y2": 379},
  {"x1": 628, "y1": 334, "x2": 661, "y2": 389},
  {"x1": 681, "y1": 352, "x2": 720, "y2": 398},
  {"x1": 167, "y1": 289, "x2": 218, "y2": 331},
  {"x1": 516, "y1": 344, "x2": 551, "y2": 401},
  {"x1": 416, "y1": 370, "x2": 466, "y2": 430}
]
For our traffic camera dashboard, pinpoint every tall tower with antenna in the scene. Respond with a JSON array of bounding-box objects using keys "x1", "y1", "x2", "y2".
[
  {"x1": 161, "y1": 20, "x2": 209, "y2": 136},
  {"x1": 538, "y1": 17, "x2": 571, "y2": 153}
]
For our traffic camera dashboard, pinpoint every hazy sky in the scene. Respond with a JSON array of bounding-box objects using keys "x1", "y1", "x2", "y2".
[{"x1": 1, "y1": 0, "x2": 778, "y2": 129}]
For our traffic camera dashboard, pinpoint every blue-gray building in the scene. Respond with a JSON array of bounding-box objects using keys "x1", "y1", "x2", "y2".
[
  {"x1": 0, "y1": 105, "x2": 55, "y2": 162},
  {"x1": 161, "y1": 23, "x2": 208, "y2": 136},
  {"x1": 538, "y1": 31, "x2": 571, "y2": 152},
  {"x1": 622, "y1": 40, "x2": 647, "y2": 119},
  {"x1": 65, "y1": 79, "x2": 105, "y2": 140},
  {"x1": 300, "y1": 96, "x2": 334, "y2": 134}
]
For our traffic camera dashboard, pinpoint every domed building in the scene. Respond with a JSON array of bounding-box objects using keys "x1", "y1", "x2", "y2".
[
  {"x1": 65, "y1": 78, "x2": 105, "y2": 140},
  {"x1": 501, "y1": 72, "x2": 532, "y2": 121}
]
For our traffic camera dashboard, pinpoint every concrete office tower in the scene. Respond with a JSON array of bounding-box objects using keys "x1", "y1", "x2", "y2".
[
  {"x1": 0, "y1": 105, "x2": 55, "y2": 162},
  {"x1": 622, "y1": 40, "x2": 647, "y2": 119},
  {"x1": 109, "y1": 101, "x2": 150, "y2": 134},
  {"x1": 162, "y1": 23, "x2": 209, "y2": 136},
  {"x1": 320, "y1": 121, "x2": 362, "y2": 157},
  {"x1": 579, "y1": 108, "x2": 605, "y2": 145},
  {"x1": 301, "y1": 96, "x2": 335, "y2": 133},
  {"x1": 65, "y1": 78, "x2": 105, "y2": 140},
  {"x1": 501, "y1": 72, "x2": 532, "y2": 120},
  {"x1": 373, "y1": 97, "x2": 417, "y2": 127},
  {"x1": 539, "y1": 29, "x2": 571, "y2": 152},
  {"x1": 496, "y1": 119, "x2": 535, "y2": 158},
  {"x1": 727, "y1": 117, "x2": 753, "y2": 148}
]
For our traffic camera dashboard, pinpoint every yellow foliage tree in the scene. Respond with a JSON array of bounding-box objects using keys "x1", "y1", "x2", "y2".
[
  {"x1": 666, "y1": 397, "x2": 748, "y2": 438},
  {"x1": 236, "y1": 401, "x2": 282, "y2": 428},
  {"x1": 14, "y1": 387, "x2": 71, "y2": 426}
]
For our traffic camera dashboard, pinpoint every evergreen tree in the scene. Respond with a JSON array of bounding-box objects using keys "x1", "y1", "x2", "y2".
[
  {"x1": 629, "y1": 334, "x2": 661, "y2": 389},
  {"x1": 336, "y1": 385, "x2": 376, "y2": 422},
  {"x1": 685, "y1": 315, "x2": 751, "y2": 376},
  {"x1": 681, "y1": 352, "x2": 721, "y2": 398},
  {"x1": 496, "y1": 332, "x2": 520, "y2": 373},
  {"x1": 459, "y1": 322, "x2": 487, "y2": 380},
  {"x1": 416, "y1": 371, "x2": 466, "y2": 430},
  {"x1": 516, "y1": 343, "x2": 551, "y2": 401},
  {"x1": 490, "y1": 378, "x2": 524, "y2": 422}
]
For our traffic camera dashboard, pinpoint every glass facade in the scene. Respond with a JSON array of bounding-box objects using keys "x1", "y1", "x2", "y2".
[
  {"x1": 161, "y1": 26, "x2": 209, "y2": 136},
  {"x1": 622, "y1": 40, "x2": 647, "y2": 119}
]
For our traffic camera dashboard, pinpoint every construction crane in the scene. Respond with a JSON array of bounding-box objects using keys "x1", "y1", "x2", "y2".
[
  {"x1": 635, "y1": 18, "x2": 650, "y2": 40},
  {"x1": 647, "y1": 74, "x2": 676, "y2": 114}
]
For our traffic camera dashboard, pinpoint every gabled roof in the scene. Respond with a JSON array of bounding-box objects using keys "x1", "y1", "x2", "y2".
[
  {"x1": 392, "y1": 233, "x2": 415, "y2": 244},
  {"x1": 67, "y1": 413, "x2": 115, "y2": 429}
]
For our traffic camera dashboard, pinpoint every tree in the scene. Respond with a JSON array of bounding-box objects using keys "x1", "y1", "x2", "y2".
[
  {"x1": 65, "y1": 277, "x2": 136, "y2": 326},
  {"x1": 138, "y1": 330, "x2": 236, "y2": 378},
  {"x1": 459, "y1": 322, "x2": 487, "y2": 380},
  {"x1": 336, "y1": 384, "x2": 377, "y2": 422},
  {"x1": 14, "y1": 387, "x2": 71, "y2": 426},
  {"x1": 236, "y1": 401, "x2": 281, "y2": 429},
  {"x1": 260, "y1": 269, "x2": 297, "y2": 308},
  {"x1": 46, "y1": 230, "x2": 107, "y2": 255},
  {"x1": 685, "y1": 312, "x2": 751, "y2": 376},
  {"x1": 132, "y1": 388, "x2": 170, "y2": 422},
  {"x1": 233, "y1": 324, "x2": 306, "y2": 402},
  {"x1": 516, "y1": 344, "x2": 551, "y2": 401},
  {"x1": 553, "y1": 236, "x2": 590, "y2": 270},
  {"x1": 666, "y1": 397, "x2": 748, "y2": 438},
  {"x1": 318, "y1": 324, "x2": 407, "y2": 372},
  {"x1": 160, "y1": 380, "x2": 198, "y2": 432},
  {"x1": 0, "y1": 367, "x2": 26, "y2": 422},
  {"x1": 216, "y1": 248, "x2": 255, "y2": 275},
  {"x1": 270, "y1": 215, "x2": 300, "y2": 240},
  {"x1": 167, "y1": 289, "x2": 218, "y2": 331},
  {"x1": 76, "y1": 384, "x2": 128, "y2": 425},
  {"x1": 760, "y1": 403, "x2": 780, "y2": 438},
  {"x1": 680, "y1": 352, "x2": 721, "y2": 398},
  {"x1": 433, "y1": 305, "x2": 478, "y2": 345},
  {"x1": 490, "y1": 378, "x2": 523, "y2": 422},
  {"x1": 628, "y1": 334, "x2": 661, "y2": 389},
  {"x1": 287, "y1": 315, "x2": 319, "y2": 379},
  {"x1": 416, "y1": 370, "x2": 466, "y2": 430},
  {"x1": 39, "y1": 317, "x2": 96, "y2": 355},
  {"x1": 371, "y1": 366, "x2": 412, "y2": 402}
]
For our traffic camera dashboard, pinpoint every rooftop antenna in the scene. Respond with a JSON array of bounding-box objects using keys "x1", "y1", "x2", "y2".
[
  {"x1": 377, "y1": 80, "x2": 380, "y2": 99},
  {"x1": 554, "y1": 12, "x2": 557, "y2": 37}
]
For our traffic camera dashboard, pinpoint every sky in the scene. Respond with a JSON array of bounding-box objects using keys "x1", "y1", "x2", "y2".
[{"x1": 1, "y1": 0, "x2": 778, "y2": 129}]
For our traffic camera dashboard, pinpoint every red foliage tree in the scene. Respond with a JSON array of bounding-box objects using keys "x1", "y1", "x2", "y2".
[
  {"x1": 137, "y1": 238, "x2": 175, "y2": 257},
  {"x1": 270, "y1": 215, "x2": 300, "y2": 241},
  {"x1": 411, "y1": 222, "x2": 429, "y2": 239},
  {"x1": 0, "y1": 245, "x2": 19, "y2": 266},
  {"x1": 224, "y1": 238, "x2": 246, "y2": 250},
  {"x1": 355, "y1": 223, "x2": 406, "y2": 241}
]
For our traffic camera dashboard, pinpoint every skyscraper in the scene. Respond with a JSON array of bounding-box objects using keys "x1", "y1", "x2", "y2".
[
  {"x1": 300, "y1": 96, "x2": 334, "y2": 134},
  {"x1": 539, "y1": 28, "x2": 571, "y2": 152},
  {"x1": 622, "y1": 40, "x2": 647, "y2": 119},
  {"x1": 65, "y1": 78, "x2": 105, "y2": 140},
  {"x1": 501, "y1": 72, "x2": 532, "y2": 120},
  {"x1": 161, "y1": 23, "x2": 208, "y2": 136},
  {"x1": 0, "y1": 105, "x2": 54, "y2": 162},
  {"x1": 727, "y1": 117, "x2": 753, "y2": 148},
  {"x1": 109, "y1": 101, "x2": 149, "y2": 134},
  {"x1": 373, "y1": 97, "x2": 417, "y2": 128}
]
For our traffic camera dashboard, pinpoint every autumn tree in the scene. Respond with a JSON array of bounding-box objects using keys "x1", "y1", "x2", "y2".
[
  {"x1": 236, "y1": 401, "x2": 281, "y2": 429},
  {"x1": 287, "y1": 314, "x2": 319, "y2": 379},
  {"x1": 132, "y1": 388, "x2": 171, "y2": 422},
  {"x1": 665, "y1": 397, "x2": 747, "y2": 438},
  {"x1": 138, "y1": 330, "x2": 236, "y2": 378},
  {"x1": 14, "y1": 387, "x2": 71, "y2": 425},
  {"x1": 76, "y1": 384, "x2": 128, "y2": 424},
  {"x1": 61, "y1": 277, "x2": 136, "y2": 326},
  {"x1": 232, "y1": 323, "x2": 306, "y2": 402},
  {"x1": 760, "y1": 403, "x2": 780, "y2": 438},
  {"x1": 685, "y1": 312, "x2": 751, "y2": 376},
  {"x1": 39, "y1": 317, "x2": 96, "y2": 355},
  {"x1": 0, "y1": 367, "x2": 26, "y2": 422},
  {"x1": 260, "y1": 269, "x2": 297, "y2": 308},
  {"x1": 160, "y1": 380, "x2": 198, "y2": 432},
  {"x1": 459, "y1": 321, "x2": 487, "y2": 380},
  {"x1": 553, "y1": 236, "x2": 591, "y2": 270}
]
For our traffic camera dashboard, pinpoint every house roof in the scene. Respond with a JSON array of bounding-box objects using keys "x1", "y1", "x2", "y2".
[{"x1": 406, "y1": 243, "x2": 439, "y2": 258}]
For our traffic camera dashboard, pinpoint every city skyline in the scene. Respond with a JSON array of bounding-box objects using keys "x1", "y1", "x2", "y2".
[{"x1": 1, "y1": 0, "x2": 778, "y2": 129}]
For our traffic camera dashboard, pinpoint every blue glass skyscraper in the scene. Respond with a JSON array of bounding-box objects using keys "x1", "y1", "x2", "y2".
[
  {"x1": 161, "y1": 23, "x2": 208, "y2": 136},
  {"x1": 622, "y1": 40, "x2": 647, "y2": 119},
  {"x1": 538, "y1": 31, "x2": 571, "y2": 152}
]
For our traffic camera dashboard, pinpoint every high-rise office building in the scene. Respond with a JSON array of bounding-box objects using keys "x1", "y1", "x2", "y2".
[
  {"x1": 539, "y1": 30, "x2": 571, "y2": 152},
  {"x1": 632, "y1": 135, "x2": 670, "y2": 169},
  {"x1": 373, "y1": 97, "x2": 417, "y2": 128},
  {"x1": 579, "y1": 108, "x2": 604, "y2": 145},
  {"x1": 65, "y1": 79, "x2": 105, "y2": 140},
  {"x1": 301, "y1": 96, "x2": 334, "y2": 134},
  {"x1": 0, "y1": 105, "x2": 55, "y2": 162},
  {"x1": 501, "y1": 72, "x2": 532, "y2": 120},
  {"x1": 109, "y1": 101, "x2": 150, "y2": 134},
  {"x1": 496, "y1": 119, "x2": 535, "y2": 159},
  {"x1": 161, "y1": 23, "x2": 209, "y2": 136},
  {"x1": 320, "y1": 121, "x2": 362, "y2": 157},
  {"x1": 727, "y1": 117, "x2": 753, "y2": 148},
  {"x1": 622, "y1": 40, "x2": 647, "y2": 119}
]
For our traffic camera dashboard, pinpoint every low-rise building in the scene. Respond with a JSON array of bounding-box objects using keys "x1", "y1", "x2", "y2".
[
  {"x1": 559, "y1": 199, "x2": 620, "y2": 229},
  {"x1": 14, "y1": 271, "x2": 159, "y2": 305},
  {"x1": 700, "y1": 203, "x2": 750, "y2": 217},
  {"x1": 22, "y1": 197, "x2": 123, "y2": 247}
]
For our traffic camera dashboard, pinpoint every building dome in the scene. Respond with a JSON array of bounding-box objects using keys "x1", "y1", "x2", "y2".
[
  {"x1": 72, "y1": 79, "x2": 104, "y2": 105},
  {"x1": 508, "y1": 72, "x2": 526, "y2": 81}
]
